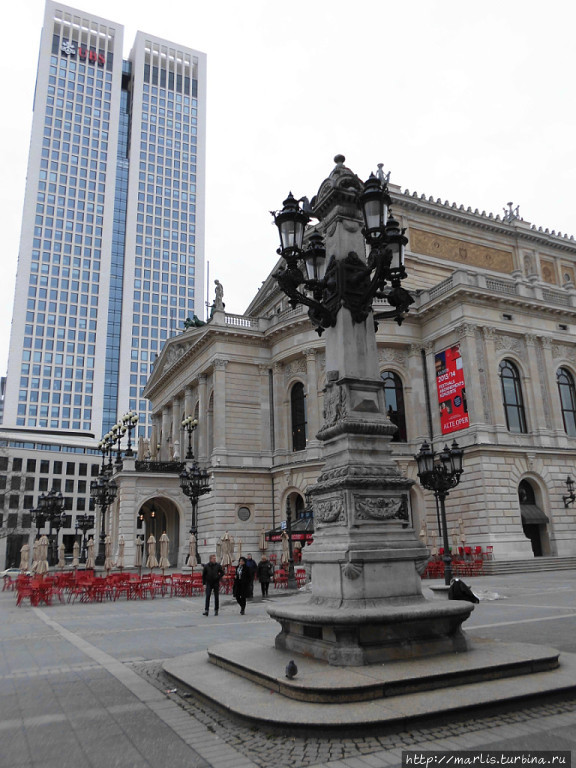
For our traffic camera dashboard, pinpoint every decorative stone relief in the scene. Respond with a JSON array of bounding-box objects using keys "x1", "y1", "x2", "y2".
[
  {"x1": 213, "y1": 358, "x2": 229, "y2": 370},
  {"x1": 378, "y1": 347, "x2": 407, "y2": 366},
  {"x1": 322, "y1": 384, "x2": 347, "y2": 427},
  {"x1": 495, "y1": 333, "x2": 525, "y2": 356},
  {"x1": 342, "y1": 562, "x2": 363, "y2": 580},
  {"x1": 552, "y1": 343, "x2": 576, "y2": 363},
  {"x1": 354, "y1": 495, "x2": 408, "y2": 522},
  {"x1": 315, "y1": 496, "x2": 345, "y2": 524},
  {"x1": 284, "y1": 357, "x2": 307, "y2": 381}
]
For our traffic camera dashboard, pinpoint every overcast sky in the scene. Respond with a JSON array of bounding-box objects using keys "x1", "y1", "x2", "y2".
[{"x1": 1, "y1": 0, "x2": 575, "y2": 375}]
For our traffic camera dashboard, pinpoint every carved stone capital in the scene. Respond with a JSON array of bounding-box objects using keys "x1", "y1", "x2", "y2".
[{"x1": 213, "y1": 358, "x2": 229, "y2": 370}]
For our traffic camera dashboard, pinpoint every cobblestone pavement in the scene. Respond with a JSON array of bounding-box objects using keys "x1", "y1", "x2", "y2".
[{"x1": 2, "y1": 570, "x2": 576, "y2": 768}]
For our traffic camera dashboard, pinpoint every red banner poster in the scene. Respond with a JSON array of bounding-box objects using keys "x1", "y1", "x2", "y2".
[{"x1": 435, "y1": 344, "x2": 469, "y2": 435}]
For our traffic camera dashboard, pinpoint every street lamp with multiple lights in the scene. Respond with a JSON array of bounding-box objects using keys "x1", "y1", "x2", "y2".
[
  {"x1": 37, "y1": 488, "x2": 66, "y2": 565},
  {"x1": 179, "y1": 457, "x2": 210, "y2": 564},
  {"x1": 181, "y1": 415, "x2": 198, "y2": 460},
  {"x1": 415, "y1": 440, "x2": 464, "y2": 586},
  {"x1": 90, "y1": 473, "x2": 118, "y2": 566},
  {"x1": 75, "y1": 514, "x2": 95, "y2": 564}
]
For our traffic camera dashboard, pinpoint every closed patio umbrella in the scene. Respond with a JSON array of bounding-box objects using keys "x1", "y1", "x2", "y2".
[
  {"x1": 419, "y1": 523, "x2": 428, "y2": 547},
  {"x1": 159, "y1": 532, "x2": 170, "y2": 574},
  {"x1": 459, "y1": 517, "x2": 466, "y2": 544},
  {"x1": 259, "y1": 528, "x2": 268, "y2": 552},
  {"x1": 281, "y1": 530, "x2": 289, "y2": 565},
  {"x1": 134, "y1": 535, "x2": 143, "y2": 576},
  {"x1": 116, "y1": 535, "x2": 125, "y2": 572},
  {"x1": 146, "y1": 534, "x2": 158, "y2": 571},
  {"x1": 188, "y1": 534, "x2": 197, "y2": 568},
  {"x1": 72, "y1": 541, "x2": 80, "y2": 569},
  {"x1": 220, "y1": 532, "x2": 232, "y2": 567},
  {"x1": 31, "y1": 539, "x2": 40, "y2": 574},
  {"x1": 104, "y1": 535, "x2": 113, "y2": 573},
  {"x1": 57, "y1": 543, "x2": 66, "y2": 570},
  {"x1": 36, "y1": 535, "x2": 50, "y2": 576},
  {"x1": 237, "y1": 537, "x2": 243, "y2": 559},
  {"x1": 85, "y1": 537, "x2": 95, "y2": 570},
  {"x1": 19, "y1": 543, "x2": 30, "y2": 572}
]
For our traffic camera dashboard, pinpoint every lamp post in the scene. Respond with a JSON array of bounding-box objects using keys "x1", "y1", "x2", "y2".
[
  {"x1": 121, "y1": 411, "x2": 139, "y2": 457},
  {"x1": 30, "y1": 506, "x2": 47, "y2": 539},
  {"x1": 284, "y1": 500, "x2": 297, "y2": 590},
  {"x1": 37, "y1": 489, "x2": 66, "y2": 566},
  {"x1": 97, "y1": 432, "x2": 115, "y2": 475},
  {"x1": 415, "y1": 440, "x2": 464, "y2": 586},
  {"x1": 179, "y1": 458, "x2": 211, "y2": 564},
  {"x1": 90, "y1": 474, "x2": 118, "y2": 566},
  {"x1": 181, "y1": 415, "x2": 198, "y2": 460},
  {"x1": 75, "y1": 514, "x2": 95, "y2": 564}
]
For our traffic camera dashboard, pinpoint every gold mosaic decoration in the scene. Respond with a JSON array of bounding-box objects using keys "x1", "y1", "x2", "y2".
[
  {"x1": 540, "y1": 259, "x2": 558, "y2": 285},
  {"x1": 410, "y1": 229, "x2": 514, "y2": 273}
]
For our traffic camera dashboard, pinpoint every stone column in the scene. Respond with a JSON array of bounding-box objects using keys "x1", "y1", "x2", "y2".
[
  {"x1": 524, "y1": 334, "x2": 548, "y2": 435},
  {"x1": 172, "y1": 396, "x2": 182, "y2": 459},
  {"x1": 456, "y1": 323, "x2": 485, "y2": 428},
  {"x1": 259, "y1": 364, "x2": 272, "y2": 455},
  {"x1": 407, "y1": 344, "x2": 426, "y2": 443},
  {"x1": 482, "y1": 327, "x2": 507, "y2": 429},
  {"x1": 272, "y1": 361, "x2": 286, "y2": 457},
  {"x1": 304, "y1": 349, "x2": 321, "y2": 445},
  {"x1": 540, "y1": 336, "x2": 564, "y2": 433},
  {"x1": 161, "y1": 405, "x2": 172, "y2": 461},
  {"x1": 184, "y1": 385, "x2": 194, "y2": 421},
  {"x1": 197, "y1": 374, "x2": 207, "y2": 462},
  {"x1": 212, "y1": 359, "x2": 228, "y2": 455}
]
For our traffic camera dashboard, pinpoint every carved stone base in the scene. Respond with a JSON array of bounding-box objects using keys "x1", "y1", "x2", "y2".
[{"x1": 267, "y1": 598, "x2": 473, "y2": 666}]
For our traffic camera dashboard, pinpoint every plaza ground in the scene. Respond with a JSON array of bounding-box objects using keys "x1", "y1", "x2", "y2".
[{"x1": 2, "y1": 570, "x2": 576, "y2": 768}]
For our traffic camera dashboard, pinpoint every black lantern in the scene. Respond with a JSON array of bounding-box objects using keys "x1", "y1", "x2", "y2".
[
  {"x1": 302, "y1": 232, "x2": 327, "y2": 282},
  {"x1": 274, "y1": 192, "x2": 309, "y2": 260},
  {"x1": 415, "y1": 440, "x2": 465, "y2": 586},
  {"x1": 37, "y1": 489, "x2": 66, "y2": 566},
  {"x1": 384, "y1": 215, "x2": 407, "y2": 274},
  {"x1": 563, "y1": 476, "x2": 576, "y2": 508},
  {"x1": 359, "y1": 172, "x2": 390, "y2": 242}
]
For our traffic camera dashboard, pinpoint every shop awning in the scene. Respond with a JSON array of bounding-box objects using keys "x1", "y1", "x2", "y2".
[
  {"x1": 266, "y1": 516, "x2": 314, "y2": 542},
  {"x1": 520, "y1": 504, "x2": 549, "y2": 525}
]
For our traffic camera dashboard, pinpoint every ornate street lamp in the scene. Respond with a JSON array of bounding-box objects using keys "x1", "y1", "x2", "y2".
[
  {"x1": 179, "y1": 459, "x2": 211, "y2": 564},
  {"x1": 563, "y1": 476, "x2": 575, "y2": 508},
  {"x1": 37, "y1": 489, "x2": 66, "y2": 566},
  {"x1": 271, "y1": 156, "x2": 413, "y2": 336},
  {"x1": 90, "y1": 474, "x2": 118, "y2": 566},
  {"x1": 75, "y1": 514, "x2": 95, "y2": 564},
  {"x1": 284, "y1": 500, "x2": 297, "y2": 590},
  {"x1": 121, "y1": 411, "x2": 139, "y2": 457},
  {"x1": 97, "y1": 432, "x2": 115, "y2": 475},
  {"x1": 181, "y1": 415, "x2": 199, "y2": 460},
  {"x1": 30, "y1": 506, "x2": 47, "y2": 539},
  {"x1": 415, "y1": 440, "x2": 464, "y2": 586}
]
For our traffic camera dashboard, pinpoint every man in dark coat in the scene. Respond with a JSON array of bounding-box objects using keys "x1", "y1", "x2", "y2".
[
  {"x1": 233, "y1": 557, "x2": 251, "y2": 614},
  {"x1": 202, "y1": 554, "x2": 224, "y2": 616},
  {"x1": 245, "y1": 553, "x2": 257, "y2": 598}
]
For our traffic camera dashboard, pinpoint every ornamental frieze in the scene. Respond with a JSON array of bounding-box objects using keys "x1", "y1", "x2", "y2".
[
  {"x1": 494, "y1": 334, "x2": 526, "y2": 356},
  {"x1": 410, "y1": 228, "x2": 514, "y2": 273},
  {"x1": 284, "y1": 357, "x2": 307, "y2": 381},
  {"x1": 315, "y1": 496, "x2": 345, "y2": 524},
  {"x1": 353, "y1": 495, "x2": 408, "y2": 522},
  {"x1": 322, "y1": 384, "x2": 347, "y2": 427}
]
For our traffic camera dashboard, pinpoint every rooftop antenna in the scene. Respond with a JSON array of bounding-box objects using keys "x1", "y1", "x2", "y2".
[{"x1": 205, "y1": 260, "x2": 210, "y2": 321}]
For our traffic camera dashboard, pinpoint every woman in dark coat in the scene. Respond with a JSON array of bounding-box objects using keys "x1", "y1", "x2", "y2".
[
  {"x1": 257, "y1": 555, "x2": 274, "y2": 597},
  {"x1": 233, "y1": 556, "x2": 251, "y2": 615}
]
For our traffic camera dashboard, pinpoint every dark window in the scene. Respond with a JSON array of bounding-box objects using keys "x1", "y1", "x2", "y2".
[
  {"x1": 25, "y1": 477, "x2": 35, "y2": 491},
  {"x1": 9, "y1": 496, "x2": 19, "y2": 510},
  {"x1": 78, "y1": 463, "x2": 87, "y2": 476},
  {"x1": 77, "y1": 480, "x2": 86, "y2": 494},
  {"x1": 0, "y1": 477, "x2": 6, "y2": 490},
  {"x1": 290, "y1": 382, "x2": 307, "y2": 452},
  {"x1": 7, "y1": 512, "x2": 18, "y2": 526},
  {"x1": 65, "y1": 479, "x2": 74, "y2": 493},
  {"x1": 0, "y1": 458, "x2": 7, "y2": 471},
  {"x1": 0, "y1": 513, "x2": 3, "y2": 526},
  {"x1": 40, "y1": 460, "x2": 50, "y2": 474},
  {"x1": 53, "y1": 461, "x2": 62, "y2": 474},
  {"x1": 12, "y1": 458, "x2": 22, "y2": 472},
  {"x1": 21, "y1": 512, "x2": 31, "y2": 529},
  {"x1": 91, "y1": 464, "x2": 99, "y2": 477},
  {"x1": 381, "y1": 371, "x2": 407, "y2": 442},
  {"x1": 64, "y1": 497, "x2": 73, "y2": 511},
  {"x1": 77, "y1": 498, "x2": 86, "y2": 511},
  {"x1": 64, "y1": 514, "x2": 72, "y2": 528},
  {"x1": 26, "y1": 459, "x2": 36, "y2": 473},
  {"x1": 52, "y1": 479, "x2": 61, "y2": 491},
  {"x1": 39, "y1": 478, "x2": 49, "y2": 492},
  {"x1": 66, "y1": 462, "x2": 75, "y2": 475},
  {"x1": 10, "y1": 476, "x2": 21, "y2": 491},
  {"x1": 557, "y1": 367, "x2": 576, "y2": 437},
  {"x1": 499, "y1": 359, "x2": 527, "y2": 433}
]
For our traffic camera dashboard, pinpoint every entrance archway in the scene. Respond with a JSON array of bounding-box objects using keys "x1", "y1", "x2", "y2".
[
  {"x1": 518, "y1": 479, "x2": 550, "y2": 557},
  {"x1": 137, "y1": 497, "x2": 181, "y2": 565}
]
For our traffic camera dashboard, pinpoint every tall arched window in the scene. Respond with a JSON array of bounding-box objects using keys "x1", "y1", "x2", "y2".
[
  {"x1": 291, "y1": 382, "x2": 307, "y2": 451},
  {"x1": 557, "y1": 367, "x2": 576, "y2": 436},
  {"x1": 381, "y1": 371, "x2": 407, "y2": 442},
  {"x1": 499, "y1": 359, "x2": 527, "y2": 433}
]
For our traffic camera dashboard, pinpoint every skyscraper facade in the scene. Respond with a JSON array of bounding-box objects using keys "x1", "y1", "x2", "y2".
[{"x1": 3, "y1": 1, "x2": 206, "y2": 441}]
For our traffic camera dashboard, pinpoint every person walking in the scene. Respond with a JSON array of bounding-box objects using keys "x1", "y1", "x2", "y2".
[
  {"x1": 233, "y1": 556, "x2": 251, "y2": 615},
  {"x1": 245, "y1": 552, "x2": 257, "y2": 598},
  {"x1": 202, "y1": 554, "x2": 224, "y2": 616},
  {"x1": 257, "y1": 554, "x2": 274, "y2": 597}
]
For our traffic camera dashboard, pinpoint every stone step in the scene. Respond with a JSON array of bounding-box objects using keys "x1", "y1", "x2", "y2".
[{"x1": 483, "y1": 557, "x2": 576, "y2": 575}]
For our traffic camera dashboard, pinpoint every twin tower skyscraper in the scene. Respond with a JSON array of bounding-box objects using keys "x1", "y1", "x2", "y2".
[{"x1": 3, "y1": 1, "x2": 206, "y2": 446}]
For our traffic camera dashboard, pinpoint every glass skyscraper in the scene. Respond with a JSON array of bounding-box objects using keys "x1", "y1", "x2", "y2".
[{"x1": 3, "y1": 0, "x2": 206, "y2": 441}]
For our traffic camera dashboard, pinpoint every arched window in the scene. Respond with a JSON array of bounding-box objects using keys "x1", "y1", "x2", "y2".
[
  {"x1": 557, "y1": 367, "x2": 576, "y2": 436},
  {"x1": 381, "y1": 371, "x2": 407, "y2": 442},
  {"x1": 291, "y1": 382, "x2": 307, "y2": 451},
  {"x1": 499, "y1": 359, "x2": 527, "y2": 433}
]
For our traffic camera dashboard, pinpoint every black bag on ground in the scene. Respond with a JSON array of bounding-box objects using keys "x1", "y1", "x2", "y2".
[{"x1": 448, "y1": 578, "x2": 479, "y2": 603}]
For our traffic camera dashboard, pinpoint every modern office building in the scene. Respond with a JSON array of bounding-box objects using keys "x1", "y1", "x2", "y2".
[
  {"x1": 3, "y1": 0, "x2": 206, "y2": 440},
  {"x1": 0, "y1": 1, "x2": 206, "y2": 566}
]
